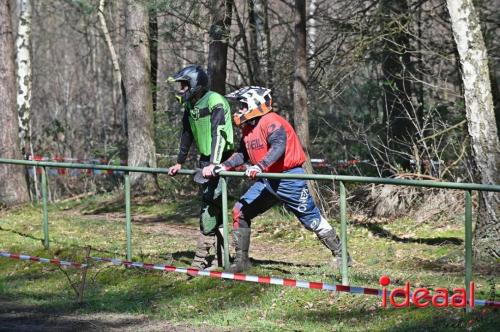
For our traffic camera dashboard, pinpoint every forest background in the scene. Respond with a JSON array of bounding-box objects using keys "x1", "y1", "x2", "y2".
[{"x1": 0, "y1": 0, "x2": 499, "y2": 262}]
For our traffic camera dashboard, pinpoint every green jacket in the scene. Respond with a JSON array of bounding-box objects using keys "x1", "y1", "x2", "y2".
[{"x1": 177, "y1": 91, "x2": 234, "y2": 164}]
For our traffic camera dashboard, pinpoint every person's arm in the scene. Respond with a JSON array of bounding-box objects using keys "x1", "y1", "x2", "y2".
[
  {"x1": 256, "y1": 124, "x2": 287, "y2": 170},
  {"x1": 177, "y1": 109, "x2": 194, "y2": 164},
  {"x1": 222, "y1": 137, "x2": 248, "y2": 169},
  {"x1": 209, "y1": 104, "x2": 228, "y2": 164}
]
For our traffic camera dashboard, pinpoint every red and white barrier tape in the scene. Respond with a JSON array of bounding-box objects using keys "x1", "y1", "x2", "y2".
[
  {"x1": 0, "y1": 251, "x2": 87, "y2": 269},
  {"x1": 27, "y1": 168, "x2": 124, "y2": 177},
  {"x1": 29, "y1": 155, "x2": 127, "y2": 165},
  {"x1": 90, "y1": 256, "x2": 500, "y2": 308},
  {"x1": 91, "y1": 256, "x2": 380, "y2": 294},
  {"x1": 310, "y1": 158, "x2": 371, "y2": 169},
  {"x1": 1, "y1": 251, "x2": 498, "y2": 307}
]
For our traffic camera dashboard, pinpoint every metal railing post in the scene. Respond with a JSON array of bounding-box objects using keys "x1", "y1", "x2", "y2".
[
  {"x1": 221, "y1": 176, "x2": 230, "y2": 269},
  {"x1": 1, "y1": 158, "x2": 500, "y2": 302},
  {"x1": 340, "y1": 181, "x2": 348, "y2": 285},
  {"x1": 465, "y1": 190, "x2": 473, "y2": 313},
  {"x1": 41, "y1": 166, "x2": 49, "y2": 249},
  {"x1": 124, "y1": 171, "x2": 132, "y2": 260}
]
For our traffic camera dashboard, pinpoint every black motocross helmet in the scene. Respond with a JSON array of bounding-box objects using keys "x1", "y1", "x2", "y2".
[{"x1": 170, "y1": 65, "x2": 208, "y2": 103}]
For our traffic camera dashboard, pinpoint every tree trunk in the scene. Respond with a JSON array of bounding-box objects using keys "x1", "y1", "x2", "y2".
[
  {"x1": 447, "y1": 0, "x2": 500, "y2": 261},
  {"x1": 149, "y1": 5, "x2": 158, "y2": 113},
  {"x1": 207, "y1": 0, "x2": 233, "y2": 94},
  {"x1": 293, "y1": 0, "x2": 309, "y2": 150},
  {"x1": 0, "y1": 0, "x2": 29, "y2": 206},
  {"x1": 97, "y1": 0, "x2": 125, "y2": 125},
  {"x1": 16, "y1": 0, "x2": 32, "y2": 156},
  {"x1": 233, "y1": 4, "x2": 253, "y2": 86},
  {"x1": 263, "y1": 0, "x2": 273, "y2": 89},
  {"x1": 248, "y1": 0, "x2": 264, "y2": 86},
  {"x1": 379, "y1": 0, "x2": 414, "y2": 148},
  {"x1": 307, "y1": 0, "x2": 317, "y2": 70},
  {"x1": 123, "y1": 0, "x2": 158, "y2": 193},
  {"x1": 489, "y1": 68, "x2": 500, "y2": 141},
  {"x1": 293, "y1": 0, "x2": 323, "y2": 212}
]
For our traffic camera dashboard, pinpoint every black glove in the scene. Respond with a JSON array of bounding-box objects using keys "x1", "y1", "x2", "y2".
[{"x1": 212, "y1": 164, "x2": 227, "y2": 176}]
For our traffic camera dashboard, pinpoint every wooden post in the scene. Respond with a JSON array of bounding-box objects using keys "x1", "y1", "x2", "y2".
[{"x1": 78, "y1": 246, "x2": 91, "y2": 304}]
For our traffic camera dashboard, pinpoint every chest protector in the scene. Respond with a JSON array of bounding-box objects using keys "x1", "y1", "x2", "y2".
[
  {"x1": 185, "y1": 91, "x2": 234, "y2": 157},
  {"x1": 242, "y1": 113, "x2": 306, "y2": 172}
]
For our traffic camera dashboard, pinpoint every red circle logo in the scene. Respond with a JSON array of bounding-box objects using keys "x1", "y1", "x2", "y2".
[{"x1": 379, "y1": 275, "x2": 390, "y2": 286}]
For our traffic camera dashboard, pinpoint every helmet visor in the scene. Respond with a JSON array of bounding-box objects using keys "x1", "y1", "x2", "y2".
[
  {"x1": 237, "y1": 101, "x2": 248, "y2": 111},
  {"x1": 178, "y1": 81, "x2": 190, "y2": 95}
]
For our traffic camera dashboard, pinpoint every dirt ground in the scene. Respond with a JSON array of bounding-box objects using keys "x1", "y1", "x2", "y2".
[
  {"x1": 0, "y1": 215, "x2": 318, "y2": 332},
  {"x1": 0, "y1": 300, "x2": 226, "y2": 332},
  {"x1": 0, "y1": 213, "x2": 241, "y2": 332},
  {"x1": 1, "y1": 206, "x2": 308, "y2": 332}
]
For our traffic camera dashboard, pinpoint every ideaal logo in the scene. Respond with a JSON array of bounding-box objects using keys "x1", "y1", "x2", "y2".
[{"x1": 379, "y1": 275, "x2": 474, "y2": 308}]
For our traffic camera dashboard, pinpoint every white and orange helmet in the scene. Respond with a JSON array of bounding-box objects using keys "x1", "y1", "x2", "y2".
[{"x1": 226, "y1": 86, "x2": 272, "y2": 127}]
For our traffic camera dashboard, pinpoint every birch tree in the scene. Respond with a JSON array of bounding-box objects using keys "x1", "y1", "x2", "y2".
[
  {"x1": 0, "y1": 0, "x2": 29, "y2": 206},
  {"x1": 16, "y1": 0, "x2": 37, "y2": 200},
  {"x1": 97, "y1": 0, "x2": 125, "y2": 123},
  {"x1": 124, "y1": 0, "x2": 158, "y2": 193},
  {"x1": 447, "y1": 0, "x2": 500, "y2": 261},
  {"x1": 16, "y1": 0, "x2": 32, "y2": 156},
  {"x1": 307, "y1": 0, "x2": 317, "y2": 70}
]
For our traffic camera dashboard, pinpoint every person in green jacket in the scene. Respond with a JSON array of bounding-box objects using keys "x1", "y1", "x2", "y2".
[{"x1": 167, "y1": 65, "x2": 234, "y2": 270}]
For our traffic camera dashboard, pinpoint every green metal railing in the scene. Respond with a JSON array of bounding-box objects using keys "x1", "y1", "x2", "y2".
[{"x1": 1, "y1": 158, "x2": 499, "y2": 312}]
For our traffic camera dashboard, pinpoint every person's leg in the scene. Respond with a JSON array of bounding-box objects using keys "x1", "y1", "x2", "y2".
[
  {"x1": 272, "y1": 167, "x2": 351, "y2": 268},
  {"x1": 192, "y1": 176, "x2": 223, "y2": 270},
  {"x1": 200, "y1": 176, "x2": 223, "y2": 233},
  {"x1": 230, "y1": 180, "x2": 278, "y2": 272},
  {"x1": 191, "y1": 232, "x2": 217, "y2": 270}
]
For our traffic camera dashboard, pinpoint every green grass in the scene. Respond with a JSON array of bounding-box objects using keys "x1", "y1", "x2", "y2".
[{"x1": 0, "y1": 194, "x2": 498, "y2": 331}]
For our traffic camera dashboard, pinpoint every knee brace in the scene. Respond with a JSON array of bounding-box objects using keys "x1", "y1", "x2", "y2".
[
  {"x1": 312, "y1": 216, "x2": 333, "y2": 237},
  {"x1": 232, "y1": 201, "x2": 250, "y2": 229},
  {"x1": 200, "y1": 203, "x2": 220, "y2": 235}
]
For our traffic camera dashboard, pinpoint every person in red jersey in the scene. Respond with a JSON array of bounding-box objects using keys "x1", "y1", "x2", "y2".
[{"x1": 210, "y1": 86, "x2": 351, "y2": 273}]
